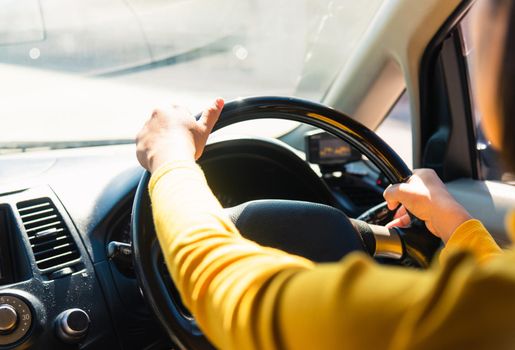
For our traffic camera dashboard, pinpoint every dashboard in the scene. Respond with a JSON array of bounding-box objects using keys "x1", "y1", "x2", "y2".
[{"x1": 0, "y1": 135, "x2": 386, "y2": 349}]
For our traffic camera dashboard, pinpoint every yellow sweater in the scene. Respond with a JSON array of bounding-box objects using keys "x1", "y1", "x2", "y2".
[{"x1": 149, "y1": 160, "x2": 515, "y2": 350}]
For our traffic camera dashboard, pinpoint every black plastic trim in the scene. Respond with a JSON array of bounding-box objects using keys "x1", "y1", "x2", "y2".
[
  {"x1": 200, "y1": 137, "x2": 339, "y2": 209},
  {"x1": 419, "y1": 0, "x2": 478, "y2": 179}
]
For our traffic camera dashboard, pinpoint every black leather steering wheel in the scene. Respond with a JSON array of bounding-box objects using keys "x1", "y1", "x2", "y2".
[{"x1": 131, "y1": 96, "x2": 441, "y2": 349}]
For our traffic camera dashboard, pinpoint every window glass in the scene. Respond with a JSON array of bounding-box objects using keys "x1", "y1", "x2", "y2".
[
  {"x1": 460, "y1": 6, "x2": 515, "y2": 184},
  {"x1": 0, "y1": 0, "x2": 385, "y2": 147},
  {"x1": 376, "y1": 91, "x2": 413, "y2": 168}
]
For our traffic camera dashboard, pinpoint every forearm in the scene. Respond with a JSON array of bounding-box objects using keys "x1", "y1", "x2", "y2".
[
  {"x1": 149, "y1": 160, "x2": 239, "y2": 245},
  {"x1": 149, "y1": 161, "x2": 313, "y2": 349}
]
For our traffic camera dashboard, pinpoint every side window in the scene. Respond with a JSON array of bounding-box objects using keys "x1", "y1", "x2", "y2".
[
  {"x1": 376, "y1": 91, "x2": 413, "y2": 168},
  {"x1": 460, "y1": 6, "x2": 515, "y2": 184}
]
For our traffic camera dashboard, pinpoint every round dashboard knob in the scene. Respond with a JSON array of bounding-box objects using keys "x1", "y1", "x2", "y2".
[
  {"x1": 55, "y1": 308, "x2": 90, "y2": 343},
  {"x1": 0, "y1": 304, "x2": 17, "y2": 334}
]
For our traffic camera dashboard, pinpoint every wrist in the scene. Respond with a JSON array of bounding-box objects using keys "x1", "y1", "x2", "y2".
[
  {"x1": 439, "y1": 205, "x2": 472, "y2": 243},
  {"x1": 148, "y1": 143, "x2": 195, "y2": 173}
]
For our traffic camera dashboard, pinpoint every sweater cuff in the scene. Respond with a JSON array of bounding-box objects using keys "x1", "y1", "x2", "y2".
[
  {"x1": 439, "y1": 219, "x2": 501, "y2": 264},
  {"x1": 148, "y1": 159, "x2": 200, "y2": 195},
  {"x1": 445, "y1": 219, "x2": 485, "y2": 248}
]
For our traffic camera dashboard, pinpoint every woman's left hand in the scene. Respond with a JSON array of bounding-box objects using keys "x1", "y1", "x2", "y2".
[{"x1": 383, "y1": 169, "x2": 471, "y2": 243}]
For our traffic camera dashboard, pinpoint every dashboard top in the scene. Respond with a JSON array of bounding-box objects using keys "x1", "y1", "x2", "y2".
[{"x1": 1, "y1": 145, "x2": 142, "y2": 263}]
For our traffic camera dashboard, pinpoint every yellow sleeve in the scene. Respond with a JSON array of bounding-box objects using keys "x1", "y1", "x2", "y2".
[
  {"x1": 149, "y1": 161, "x2": 515, "y2": 350},
  {"x1": 439, "y1": 219, "x2": 502, "y2": 264},
  {"x1": 149, "y1": 161, "x2": 314, "y2": 349}
]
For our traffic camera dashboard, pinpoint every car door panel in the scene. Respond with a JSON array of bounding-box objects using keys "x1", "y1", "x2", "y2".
[{"x1": 448, "y1": 179, "x2": 514, "y2": 247}]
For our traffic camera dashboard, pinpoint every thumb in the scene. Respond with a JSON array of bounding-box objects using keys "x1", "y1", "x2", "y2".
[{"x1": 198, "y1": 98, "x2": 224, "y2": 133}]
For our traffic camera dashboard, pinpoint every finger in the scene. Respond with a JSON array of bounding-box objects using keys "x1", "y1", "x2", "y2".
[
  {"x1": 383, "y1": 184, "x2": 400, "y2": 210},
  {"x1": 198, "y1": 98, "x2": 224, "y2": 133},
  {"x1": 385, "y1": 213, "x2": 411, "y2": 228},
  {"x1": 394, "y1": 205, "x2": 407, "y2": 219},
  {"x1": 383, "y1": 182, "x2": 414, "y2": 210}
]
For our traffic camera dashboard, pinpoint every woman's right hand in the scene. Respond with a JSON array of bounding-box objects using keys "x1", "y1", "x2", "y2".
[
  {"x1": 136, "y1": 98, "x2": 224, "y2": 173},
  {"x1": 383, "y1": 169, "x2": 472, "y2": 243}
]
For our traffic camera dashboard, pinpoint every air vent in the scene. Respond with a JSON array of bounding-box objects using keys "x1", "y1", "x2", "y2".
[{"x1": 17, "y1": 198, "x2": 82, "y2": 278}]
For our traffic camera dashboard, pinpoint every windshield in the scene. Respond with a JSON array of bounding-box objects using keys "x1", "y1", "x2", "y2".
[{"x1": 0, "y1": 0, "x2": 383, "y2": 148}]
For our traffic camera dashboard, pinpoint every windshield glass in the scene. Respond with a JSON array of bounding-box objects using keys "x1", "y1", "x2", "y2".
[{"x1": 0, "y1": 0, "x2": 383, "y2": 147}]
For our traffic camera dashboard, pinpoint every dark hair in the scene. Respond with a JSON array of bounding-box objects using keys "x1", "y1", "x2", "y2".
[{"x1": 492, "y1": 0, "x2": 515, "y2": 173}]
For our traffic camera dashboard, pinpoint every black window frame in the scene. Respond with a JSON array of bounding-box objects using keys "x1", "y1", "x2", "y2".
[{"x1": 418, "y1": 0, "x2": 481, "y2": 182}]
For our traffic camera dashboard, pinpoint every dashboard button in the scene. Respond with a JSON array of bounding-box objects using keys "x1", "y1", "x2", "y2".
[
  {"x1": 0, "y1": 295, "x2": 32, "y2": 346},
  {"x1": 0, "y1": 304, "x2": 17, "y2": 333},
  {"x1": 55, "y1": 308, "x2": 90, "y2": 343}
]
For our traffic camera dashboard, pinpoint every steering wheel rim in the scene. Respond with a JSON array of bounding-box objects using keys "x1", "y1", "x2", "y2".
[
  {"x1": 211, "y1": 96, "x2": 412, "y2": 183},
  {"x1": 131, "y1": 96, "x2": 430, "y2": 349}
]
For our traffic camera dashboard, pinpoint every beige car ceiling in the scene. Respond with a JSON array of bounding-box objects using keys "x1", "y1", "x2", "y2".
[{"x1": 323, "y1": 0, "x2": 461, "y2": 168}]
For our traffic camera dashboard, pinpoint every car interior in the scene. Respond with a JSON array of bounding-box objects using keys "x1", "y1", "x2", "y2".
[{"x1": 0, "y1": 0, "x2": 514, "y2": 349}]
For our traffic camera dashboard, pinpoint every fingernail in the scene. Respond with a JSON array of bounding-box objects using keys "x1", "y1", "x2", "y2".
[{"x1": 215, "y1": 97, "x2": 224, "y2": 109}]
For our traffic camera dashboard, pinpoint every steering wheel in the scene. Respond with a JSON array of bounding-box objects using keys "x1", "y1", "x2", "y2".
[{"x1": 131, "y1": 96, "x2": 441, "y2": 349}]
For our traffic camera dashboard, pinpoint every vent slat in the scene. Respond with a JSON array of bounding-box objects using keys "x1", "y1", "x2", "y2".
[
  {"x1": 20, "y1": 207, "x2": 55, "y2": 219},
  {"x1": 32, "y1": 237, "x2": 73, "y2": 252},
  {"x1": 38, "y1": 258, "x2": 82, "y2": 272},
  {"x1": 23, "y1": 214, "x2": 58, "y2": 226},
  {"x1": 30, "y1": 233, "x2": 68, "y2": 245},
  {"x1": 34, "y1": 227, "x2": 64, "y2": 239},
  {"x1": 17, "y1": 202, "x2": 51, "y2": 213},
  {"x1": 35, "y1": 249, "x2": 77, "y2": 263},
  {"x1": 34, "y1": 242, "x2": 75, "y2": 257},
  {"x1": 25, "y1": 221, "x2": 62, "y2": 233},
  {"x1": 17, "y1": 198, "x2": 83, "y2": 278},
  {"x1": 37, "y1": 254, "x2": 81, "y2": 270}
]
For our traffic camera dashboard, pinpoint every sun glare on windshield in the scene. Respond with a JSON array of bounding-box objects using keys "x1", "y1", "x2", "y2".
[{"x1": 0, "y1": 0, "x2": 383, "y2": 144}]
